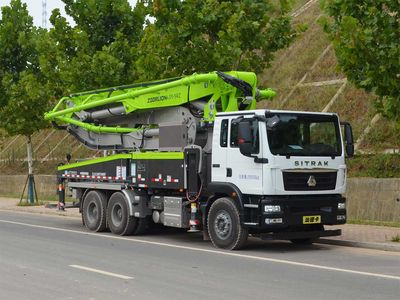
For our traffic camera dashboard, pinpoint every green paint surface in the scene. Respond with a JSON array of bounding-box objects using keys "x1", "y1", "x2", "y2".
[
  {"x1": 57, "y1": 152, "x2": 184, "y2": 171},
  {"x1": 46, "y1": 71, "x2": 276, "y2": 134}
]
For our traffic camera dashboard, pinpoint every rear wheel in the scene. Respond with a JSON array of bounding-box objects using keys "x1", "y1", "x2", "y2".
[
  {"x1": 107, "y1": 192, "x2": 138, "y2": 235},
  {"x1": 134, "y1": 216, "x2": 149, "y2": 235},
  {"x1": 82, "y1": 190, "x2": 107, "y2": 232},
  {"x1": 207, "y1": 197, "x2": 248, "y2": 250}
]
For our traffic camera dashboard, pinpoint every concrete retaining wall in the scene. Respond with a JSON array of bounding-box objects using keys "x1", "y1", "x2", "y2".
[
  {"x1": 345, "y1": 178, "x2": 400, "y2": 222},
  {"x1": 0, "y1": 175, "x2": 399, "y2": 222},
  {"x1": 0, "y1": 175, "x2": 56, "y2": 200}
]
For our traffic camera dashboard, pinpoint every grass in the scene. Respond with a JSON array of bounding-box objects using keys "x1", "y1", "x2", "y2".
[
  {"x1": 347, "y1": 154, "x2": 400, "y2": 178},
  {"x1": 18, "y1": 200, "x2": 47, "y2": 207},
  {"x1": 285, "y1": 84, "x2": 340, "y2": 111},
  {"x1": 391, "y1": 235, "x2": 400, "y2": 242},
  {"x1": 347, "y1": 219, "x2": 400, "y2": 228},
  {"x1": 358, "y1": 118, "x2": 400, "y2": 152},
  {"x1": 260, "y1": 3, "x2": 331, "y2": 94},
  {"x1": 307, "y1": 47, "x2": 343, "y2": 82},
  {"x1": 329, "y1": 84, "x2": 377, "y2": 140},
  {"x1": 262, "y1": 25, "x2": 330, "y2": 93}
]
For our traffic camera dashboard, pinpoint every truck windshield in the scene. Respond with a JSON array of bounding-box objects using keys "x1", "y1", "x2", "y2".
[{"x1": 266, "y1": 113, "x2": 342, "y2": 157}]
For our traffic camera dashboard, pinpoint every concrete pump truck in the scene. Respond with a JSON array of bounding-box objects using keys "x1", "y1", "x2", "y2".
[{"x1": 44, "y1": 71, "x2": 354, "y2": 250}]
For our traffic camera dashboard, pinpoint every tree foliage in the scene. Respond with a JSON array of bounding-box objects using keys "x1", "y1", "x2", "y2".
[
  {"x1": 321, "y1": 0, "x2": 400, "y2": 120},
  {"x1": 136, "y1": 0, "x2": 297, "y2": 80},
  {"x1": 0, "y1": 0, "x2": 50, "y2": 136},
  {"x1": 0, "y1": 0, "x2": 299, "y2": 138},
  {"x1": 45, "y1": 0, "x2": 148, "y2": 93}
]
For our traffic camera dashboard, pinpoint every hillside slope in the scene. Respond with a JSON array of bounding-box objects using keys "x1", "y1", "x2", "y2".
[{"x1": 1, "y1": 0, "x2": 398, "y2": 175}]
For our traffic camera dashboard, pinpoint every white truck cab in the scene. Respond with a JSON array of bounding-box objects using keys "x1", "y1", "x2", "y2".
[
  {"x1": 212, "y1": 109, "x2": 348, "y2": 195},
  {"x1": 207, "y1": 109, "x2": 353, "y2": 245}
]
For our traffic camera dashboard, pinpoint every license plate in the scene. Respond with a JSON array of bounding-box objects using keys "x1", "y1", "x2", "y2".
[{"x1": 303, "y1": 215, "x2": 321, "y2": 224}]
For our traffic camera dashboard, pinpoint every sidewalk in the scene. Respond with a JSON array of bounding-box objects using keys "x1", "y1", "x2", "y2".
[
  {"x1": 0, "y1": 197, "x2": 80, "y2": 218},
  {"x1": 1, "y1": 197, "x2": 399, "y2": 252},
  {"x1": 319, "y1": 224, "x2": 400, "y2": 252}
]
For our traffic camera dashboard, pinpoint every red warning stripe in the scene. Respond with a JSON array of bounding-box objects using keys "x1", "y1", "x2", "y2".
[
  {"x1": 62, "y1": 174, "x2": 123, "y2": 181},
  {"x1": 151, "y1": 178, "x2": 163, "y2": 183}
]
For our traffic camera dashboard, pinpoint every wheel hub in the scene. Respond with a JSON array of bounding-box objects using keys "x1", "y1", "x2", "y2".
[
  {"x1": 111, "y1": 204, "x2": 123, "y2": 227},
  {"x1": 214, "y1": 210, "x2": 232, "y2": 240},
  {"x1": 87, "y1": 202, "x2": 98, "y2": 223}
]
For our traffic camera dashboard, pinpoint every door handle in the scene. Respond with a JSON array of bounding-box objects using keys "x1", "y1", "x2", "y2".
[{"x1": 226, "y1": 168, "x2": 232, "y2": 177}]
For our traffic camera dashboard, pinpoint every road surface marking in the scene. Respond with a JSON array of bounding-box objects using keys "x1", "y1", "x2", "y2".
[
  {"x1": 1, "y1": 219, "x2": 400, "y2": 281},
  {"x1": 69, "y1": 265, "x2": 133, "y2": 280}
]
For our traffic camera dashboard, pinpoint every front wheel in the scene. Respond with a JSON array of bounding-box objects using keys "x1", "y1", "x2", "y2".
[{"x1": 207, "y1": 197, "x2": 248, "y2": 250}]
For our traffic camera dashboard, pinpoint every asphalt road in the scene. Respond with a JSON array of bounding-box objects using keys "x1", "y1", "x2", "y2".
[{"x1": 0, "y1": 211, "x2": 399, "y2": 300}]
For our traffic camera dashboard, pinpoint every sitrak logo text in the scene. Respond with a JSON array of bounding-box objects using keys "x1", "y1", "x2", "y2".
[{"x1": 294, "y1": 161, "x2": 328, "y2": 167}]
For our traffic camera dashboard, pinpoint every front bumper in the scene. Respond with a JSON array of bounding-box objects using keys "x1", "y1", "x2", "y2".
[
  {"x1": 260, "y1": 229, "x2": 341, "y2": 240},
  {"x1": 244, "y1": 194, "x2": 346, "y2": 230}
]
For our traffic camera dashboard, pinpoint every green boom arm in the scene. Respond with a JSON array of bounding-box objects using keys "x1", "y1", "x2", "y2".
[{"x1": 44, "y1": 71, "x2": 275, "y2": 134}]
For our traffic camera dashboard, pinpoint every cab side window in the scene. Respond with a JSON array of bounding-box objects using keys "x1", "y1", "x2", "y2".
[
  {"x1": 220, "y1": 119, "x2": 228, "y2": 147},
  {"x1": 230, "y1": 122, "x2": 239, "y2": 147}
]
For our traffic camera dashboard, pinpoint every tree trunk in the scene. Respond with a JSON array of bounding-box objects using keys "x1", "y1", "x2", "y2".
[{"x1": 26, "y1": 135, "x2": 36, "y2": 203}]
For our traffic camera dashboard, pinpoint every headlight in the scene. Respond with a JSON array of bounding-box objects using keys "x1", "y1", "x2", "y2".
[
  {"x1": 337, "y1": 215, "x2": 346, "y2": 221},
  {"x1": 264, "y1": 205, "x2": 281, "y2": 213},
  {"x1": 265, "y1": 218, "x2": 283, "y2": 224},
  {"x1": 338, "y1": 202, "x2": 346, "y2": 210}
]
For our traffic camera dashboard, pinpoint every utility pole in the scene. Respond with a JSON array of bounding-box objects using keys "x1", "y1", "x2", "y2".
[{"x1": 42, "y1": 0, "x2": 47, "y2": 28}]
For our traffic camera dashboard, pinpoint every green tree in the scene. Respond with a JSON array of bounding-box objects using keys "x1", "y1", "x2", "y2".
[
  {"x1": 321, "y1": 0, "x2": 400, "y2": 120},
  {"x1": 0, "y1": 0, "x2": 52, "y2": 202},
  {"x1": 46, "y1": 0, "x2": 148, "y2": 93},
  {"x1": 135, "y1": 0, "x2": 297, "y2": 80}
]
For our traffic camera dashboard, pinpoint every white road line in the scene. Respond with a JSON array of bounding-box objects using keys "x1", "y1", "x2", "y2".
[
  {"x1": 69, "y1": 265, "x2": 133, "y2": 280},
  {"x1": 1, "y1": 219, "x2": 400, "y2": 281}
]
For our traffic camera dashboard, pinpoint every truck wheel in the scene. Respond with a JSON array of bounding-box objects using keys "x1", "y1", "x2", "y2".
[
  {"x1": 82, "y1": 190, "x2": 107, "y2": 232},
  {"x1": 134, "y1": 216, "x2": 149, "y2": 235},
  {"x1": 207, "y1": 197, "x2": 248, "y2": 250},
  {"x1": 107, "y1": 192, "x2": 138, "y2": 236}
]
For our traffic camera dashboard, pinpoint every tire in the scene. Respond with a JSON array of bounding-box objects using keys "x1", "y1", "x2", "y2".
[
  {"x1": 134, "y1": 216, "x2": 149, "y2": 235},
  {"x1": 107, "y1": 192, "x2": 138, "y2": 236},
  {"x1": 82, "y1": 190, "x2": 107, "y2": 232},
  {"x1": 207, "y1": 197, "x2": 248, "y2": 250}
]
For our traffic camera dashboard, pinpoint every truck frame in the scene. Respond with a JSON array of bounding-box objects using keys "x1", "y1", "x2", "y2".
[{"x1": 45, "y1": 71, "x2": 354, "y2": 250}]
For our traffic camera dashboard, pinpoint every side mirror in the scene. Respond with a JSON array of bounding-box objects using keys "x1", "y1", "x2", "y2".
[
  {"x1": 267, "y1": 115, "x2": 280, "y2": 129},
  {"x1": 341, "y1": 122, "x2": 354, "y2": 158},
  {"x1": 238, "y1": 121, "x2": 253, "y2": 156}
]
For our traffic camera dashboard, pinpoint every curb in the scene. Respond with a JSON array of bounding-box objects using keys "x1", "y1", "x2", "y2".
[
  {"x1": 0, "y1": 206, "x2": 80, "y2": 218},
  {"x1": 317, "y1": 238, "x2": 400, "y2": 252}
]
